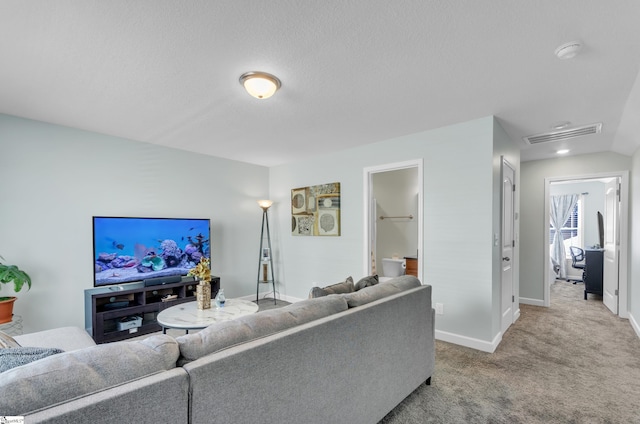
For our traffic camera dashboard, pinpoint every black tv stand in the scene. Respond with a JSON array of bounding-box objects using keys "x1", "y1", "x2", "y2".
[{"x1": 85, "y1": 277, "x2": 220, "y2": 343}]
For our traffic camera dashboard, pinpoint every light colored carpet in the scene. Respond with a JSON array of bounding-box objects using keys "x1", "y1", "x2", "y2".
[{"x1": 379, "y1": 281, "x2": 640, "y2": 423}]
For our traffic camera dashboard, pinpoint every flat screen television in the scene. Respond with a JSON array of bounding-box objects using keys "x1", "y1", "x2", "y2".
[{"x1": 93, "y1": 216, "x2": 211, "y2": 287}]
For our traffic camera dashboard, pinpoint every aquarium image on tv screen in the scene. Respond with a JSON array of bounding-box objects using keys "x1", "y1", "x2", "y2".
[{"x1": 93, "y1": 216, "x2": 211, "y2": 287}]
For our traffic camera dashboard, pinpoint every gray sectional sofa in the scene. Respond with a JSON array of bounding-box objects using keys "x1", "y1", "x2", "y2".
[{"x1": 0, "y1": 276, "x2": 435, "y2": 424}]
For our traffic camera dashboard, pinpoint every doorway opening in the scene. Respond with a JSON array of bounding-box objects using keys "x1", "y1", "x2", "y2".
[
  {"x1": 363, "y1": 159, "x2": 423, "y2": 282},
  {"x1": 544, "y1": 171, "x2": 628, "y2": 318}
]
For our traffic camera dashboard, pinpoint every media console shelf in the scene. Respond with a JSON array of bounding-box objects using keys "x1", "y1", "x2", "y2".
[{"x1": 86, "y1": 277, "x2": 220, "y2": 344}]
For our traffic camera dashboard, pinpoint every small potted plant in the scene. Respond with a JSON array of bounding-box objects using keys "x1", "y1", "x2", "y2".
[{"x1": 0, "y1": 255, "x2": 32, "y2": 324}]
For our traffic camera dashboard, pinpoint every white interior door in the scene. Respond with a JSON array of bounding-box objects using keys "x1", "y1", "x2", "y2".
[
  {"x1": 603, "y1": 179, "x2": 619, "y2": 314},
  {"x1": 371, "y1": 198, "x2": 377, "y2": 275},
  {"x1": 501, "y1": 159, "x2": 515, "y2": 333}
]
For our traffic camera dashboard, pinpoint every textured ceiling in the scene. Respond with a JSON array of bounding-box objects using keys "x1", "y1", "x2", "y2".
[{"x1": 2, "y1": 1, "x2": 640, "y2": 166}]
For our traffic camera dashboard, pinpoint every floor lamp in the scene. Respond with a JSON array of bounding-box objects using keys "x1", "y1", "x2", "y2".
[{"x1": 257, "y1": 200, "x2": 276, "y2": 305}]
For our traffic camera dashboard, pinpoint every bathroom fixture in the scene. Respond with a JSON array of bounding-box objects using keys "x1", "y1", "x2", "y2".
[{"x1": 381, "y1": 258, "x2": 406, "y2": 279}]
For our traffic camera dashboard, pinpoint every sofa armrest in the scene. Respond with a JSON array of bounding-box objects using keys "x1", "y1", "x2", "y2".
[{"x1": 14, "y1": 326, "x2": 96, "y2": 351}]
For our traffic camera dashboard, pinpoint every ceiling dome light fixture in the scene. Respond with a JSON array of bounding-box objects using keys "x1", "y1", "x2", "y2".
[
  {"x1": 555, "y1": 41, "x2": 582, "y2": 60},
  {"x1": 239, "y1": 71, "x2": 281, "y2": 99},
  {"x1": 556, "y1": 149, "x2": 570, "y2": 155}
]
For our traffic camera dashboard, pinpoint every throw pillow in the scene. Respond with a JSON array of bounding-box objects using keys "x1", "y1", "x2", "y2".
[
  {"x1": 0, "y1": 346, "x2": 63, "y2": 373},
  {"x1": 354, "y1": 274, "x2": 379, "y2": 291},
  {"x1": 342, "y1": 275, "x2": 422, "y2": 308},
  {"x1": 309, "y1": 286, "x2": 328, "y2": 298},
  {"x1": 325, "y1": 276, "x2": 355, "y2": 294},
  {"x1": 308, "y1": 276, "x2": 355, "y2": 298},
  {"x1": 0, "y1": 330, "x2": 21, "y2": 349}
]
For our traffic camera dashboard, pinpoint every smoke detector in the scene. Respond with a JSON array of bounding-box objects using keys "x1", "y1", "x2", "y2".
[
  {"x1": 555, "y1": 41, "x2": 582, "y2": 59},
  {"x1": 523, "y1": 123, "x2": 602, "y2": 145}
]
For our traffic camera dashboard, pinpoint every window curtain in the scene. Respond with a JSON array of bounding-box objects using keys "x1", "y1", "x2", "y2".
[{"x1": 550, "y1": 194, "x2": 579, "y2": 279}]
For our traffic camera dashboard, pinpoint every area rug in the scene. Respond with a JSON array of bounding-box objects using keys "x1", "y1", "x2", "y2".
[{"x1": 379, "y1": 281, "x2": 640, "y2": 423}]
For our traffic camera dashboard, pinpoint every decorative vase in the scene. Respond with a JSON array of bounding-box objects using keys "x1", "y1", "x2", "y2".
[
  {"x1": 196, "y1": 280, "x2": 211, "y2": 310},
  {"x1": 0, "y1": 297, "x2": 17, "y2": 324}
]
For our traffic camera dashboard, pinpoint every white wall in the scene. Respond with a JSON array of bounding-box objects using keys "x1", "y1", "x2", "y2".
[
  {"x1": 520, "y1": 152, "x2": 631, "y2": 303},
  {"x1": 373, "y1": 167, "x2": 419, "y2": 272},
  {"x1": 270, "y1": 116, "x2": 507, "y2": 348},
  {"x1": 0, "y1": 114, "x2": 269, "y2": 333}
]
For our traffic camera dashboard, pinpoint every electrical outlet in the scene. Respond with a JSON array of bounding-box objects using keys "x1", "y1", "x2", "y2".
[{"x1": 435, "y1": 303, "x2": 444, "y2": 315}]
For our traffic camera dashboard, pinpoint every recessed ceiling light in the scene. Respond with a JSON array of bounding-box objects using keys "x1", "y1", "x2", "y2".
[
  {"x1": 555, "y1": 41, "x2": 582, "y2": 60},
  {"x1": 556, "y1": 149, "x2": 570, "y2": 155},
  {"x1": 551, "y1": 121, "x2": 571, "y2": 130},
  {"x1": 239, "y1": 71, "x2": 281, "y2": 99}
]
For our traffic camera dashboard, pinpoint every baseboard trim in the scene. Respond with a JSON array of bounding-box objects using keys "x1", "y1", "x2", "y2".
[
  {"x1": 435, "y1": 329, "x2": 502, "y2": 353},
  {"x1": 629, "y1": 312, "x2": 640, "y2": 340},
  {"x1": 519, "y1": 297, "x2": 545, "y2": 307},
  {"x1": 514, "y1": 307, "x2": 521, "y2": 322}
]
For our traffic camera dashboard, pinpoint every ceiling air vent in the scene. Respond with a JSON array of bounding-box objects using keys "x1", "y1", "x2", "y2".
[{"x1": 523, "y1": 123, "x2": 602, "y2": 145}]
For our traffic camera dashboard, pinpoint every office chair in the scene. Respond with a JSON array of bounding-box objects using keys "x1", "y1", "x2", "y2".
[{"x1": 568, "y1": 246, "x2": 585, "y2": 284}]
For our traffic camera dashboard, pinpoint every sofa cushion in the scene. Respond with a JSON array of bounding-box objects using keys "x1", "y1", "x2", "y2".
[
  {"x1": 354, "y1": 274, "x2": 379, "y2": 291},
  {"x1": 177, "y1": 295, "x2": 348, "y2": 363},
  {"x1": 0, "y1": 334, "x2": 179, "y2": 416},
  {"x1": 0, "y1": 330, "x2": 21, "y2": 348},
  {"x1": 0, "y1": 346, "x2": 64, "y2": 372},
  {"x1": 342, "y1": 275, "x2": 421, "y2": 307},
  {"x1": 308, "y1": 276, "x2": 355, "y2": 298}
]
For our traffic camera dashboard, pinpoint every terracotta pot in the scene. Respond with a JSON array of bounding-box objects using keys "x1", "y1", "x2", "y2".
[{"x1": 0, "y1": 296, "x2": 17, "y2": 324}]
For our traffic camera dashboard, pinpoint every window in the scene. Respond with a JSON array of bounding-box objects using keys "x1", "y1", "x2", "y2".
[{"x1": 549, "y1": 198, "x2": 583, "y2": 257}]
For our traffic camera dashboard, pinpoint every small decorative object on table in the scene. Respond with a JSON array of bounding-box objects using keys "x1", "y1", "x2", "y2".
[
  {"x1": 188, "y1": 257, "x2": 212, "y2": 310},
  {"x1": 215, "y1": 289, "x2": 226, "y2": 308}
]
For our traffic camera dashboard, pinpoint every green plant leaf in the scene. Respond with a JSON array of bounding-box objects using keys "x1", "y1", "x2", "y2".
[{"x1": 0, "y1": 262, "x2": 31, "y2": 292}]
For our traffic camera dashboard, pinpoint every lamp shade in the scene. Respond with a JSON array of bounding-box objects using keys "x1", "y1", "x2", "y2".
[
  {"x1": 240, "y1": 72, "x2": 281, "y2": 99},
  {"x1": 257, "y1": 199, "x2": 273, "y2": 210}
]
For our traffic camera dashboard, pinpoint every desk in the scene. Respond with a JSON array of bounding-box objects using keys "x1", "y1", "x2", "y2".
[
  {"x1": 583, "y1": 249, "x2": 604, "y2": 300},
  {"x1": 156, "y1": 299, "x2": 258, "y2": 333}
]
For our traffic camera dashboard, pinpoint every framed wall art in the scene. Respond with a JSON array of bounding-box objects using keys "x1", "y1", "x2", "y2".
[{"x1": 291, "y1": 182, "x2": 340, "y2": 236}]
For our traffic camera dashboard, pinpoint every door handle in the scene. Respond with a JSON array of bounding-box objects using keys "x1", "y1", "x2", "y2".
[{"x1": 502, "y1": 257, "x2": 511, "y2": 261}]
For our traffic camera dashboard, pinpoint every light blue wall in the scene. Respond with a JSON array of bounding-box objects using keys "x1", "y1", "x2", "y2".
[
  {"x1": 270, "y1": 116, "x2": 503, "y2": 344},
  {"x1": 0, "y1": 114, "x2": 269, "y2": 333},
  {"x1": 520, "y1": 152, "x2": 631, "y2": 302},
  {"x1": 2, "y1": 112, "x2": 526, "y2": 348}
]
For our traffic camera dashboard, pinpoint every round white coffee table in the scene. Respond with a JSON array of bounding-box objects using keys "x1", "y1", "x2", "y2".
[{"x1": 157, "y1": 298, "x2": 259, "y2": 333}]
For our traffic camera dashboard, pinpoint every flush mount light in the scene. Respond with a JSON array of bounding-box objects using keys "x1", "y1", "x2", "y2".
[
  {"x1": 239, "y1": 72, "x2": 281, "y2": 99},
  {"x1": 555, "y1": 41, "x2": 582, "y2": 59},
  {"x1": 556, "y1": 149, "x2": 570, "y2": 155}
]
